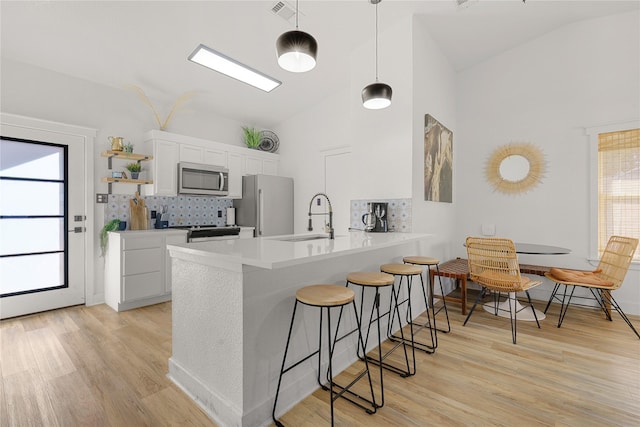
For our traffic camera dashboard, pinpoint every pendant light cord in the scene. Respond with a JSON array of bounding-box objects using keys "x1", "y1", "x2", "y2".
[
  {"x1": 374, "y1": 1, "x2": 379, "y2": 82},
  {"x1": 295, "y1": 0, "x2": 299, "y2": 29}
]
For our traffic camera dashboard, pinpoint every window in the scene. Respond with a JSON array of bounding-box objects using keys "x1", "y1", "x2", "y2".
[{"x1": 597, "y1": 128, "x2": 640, "y2": 261}]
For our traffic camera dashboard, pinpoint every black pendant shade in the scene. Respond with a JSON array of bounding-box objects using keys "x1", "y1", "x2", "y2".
[
  {"x1": 362, "y1": 0, "x2": 391, "y2": 109},
  {"x1": 362, "y1": 82, "x2": 392, "y2": 109},
  {"x1": 276, "y1": 30, "x2": 318, "y2": 73}
]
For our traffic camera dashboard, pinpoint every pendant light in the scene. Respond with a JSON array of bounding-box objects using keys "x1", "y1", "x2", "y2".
[
  {"x1": 362, "y1": 0, "x2": 392, "y2": 109},
  {"x1": 276, "y1": 0, "x2": 318, "y2": 73}
]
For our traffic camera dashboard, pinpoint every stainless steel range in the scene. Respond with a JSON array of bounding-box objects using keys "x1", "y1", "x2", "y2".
[{"x1": 170, "y1": 225, "x2": 241, "y2": 242}]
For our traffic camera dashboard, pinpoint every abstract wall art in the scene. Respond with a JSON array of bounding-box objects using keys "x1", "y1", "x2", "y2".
[{"x1": 424, "y1": 114, "x2": 453, "y2": 203}]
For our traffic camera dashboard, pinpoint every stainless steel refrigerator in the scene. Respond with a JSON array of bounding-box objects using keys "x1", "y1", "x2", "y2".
[{"x1": 234, "y1": 175, "x2": 294, "y2": 237}]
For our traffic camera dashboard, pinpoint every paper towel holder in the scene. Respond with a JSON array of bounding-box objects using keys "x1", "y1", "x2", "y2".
[{"x1": 226, "y1": 207, "x2": 236, "y2": 226}]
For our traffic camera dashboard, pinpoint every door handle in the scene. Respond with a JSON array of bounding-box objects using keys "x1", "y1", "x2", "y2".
[
  {"x1": 258, "y1": 189, "x2": 263, "y2": 236},
  {"x1": 68, "y1": 227, "x2": 85, "y2": 233}
]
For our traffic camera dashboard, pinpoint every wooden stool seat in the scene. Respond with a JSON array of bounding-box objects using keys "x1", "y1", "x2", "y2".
[
  {"x1": 380, "y1": 263, "x2": 423, "y2": 276},
  {"x1": 296, "y1": 284, "x2": 355, "y2": 307},
  {"x1": 403, "y1": 256, "x2": 439, "y2": 266},
  {"x1": 346, "y1": 271, "x2": 394, "y2": 287}
]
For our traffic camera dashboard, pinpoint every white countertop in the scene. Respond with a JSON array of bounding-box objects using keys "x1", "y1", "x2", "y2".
[
  {"x1": 110, "y1": 228, "x2": 188, "y2": 236},
  {"x1": 168, "y1": 231, "x2": 432, "y2": 269}
]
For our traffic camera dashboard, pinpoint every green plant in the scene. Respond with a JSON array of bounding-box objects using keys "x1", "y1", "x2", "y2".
[
  {"x1": 242, "y1": 126, "x2": 261, "y2": 149},
  {"x1": 100, "y1": 219, "x2": 121, "y2": 256},
  {"x1": 125, "y1": 162, "x2": 142, "y2": 173},
  {"x1": 123, "y1": 142, "x2": 134, "y2": 153}
]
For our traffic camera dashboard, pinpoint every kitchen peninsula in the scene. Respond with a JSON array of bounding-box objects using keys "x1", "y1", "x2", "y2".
[{"x1": 167, "y1": 231, "x2": 433, "y2": 427}]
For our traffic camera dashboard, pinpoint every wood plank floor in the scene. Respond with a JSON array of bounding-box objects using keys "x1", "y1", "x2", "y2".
[{"x1": 1, "y1": 300, "x2": 638, "y2": 426}]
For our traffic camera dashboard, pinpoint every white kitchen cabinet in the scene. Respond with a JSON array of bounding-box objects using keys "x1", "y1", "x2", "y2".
[
  {"x1": 180, "y1": 144, "x2": 226, "y2": 167},
  {"x1": 243, "y1": 155, "x2": 263, "y2": 176},
  {"x1": 180, "y1": 144, "x2": 204, "y2": 163},
  {"x1": 105, "y1": 230, "x2": 187, "y2": 311},
  {"x1": 243, "y1": 153, "x2": 279, "y2": 176},
  {"x1": 227, "y1": 152, "x2": 243, "y2": 199},
  {"x1": 204, "y1": 148, "x2": 227, "y2": 167},
  {"x1": 144, "y1": 137, "x2": 179, "y2": 196},
  {"x1": 262, "y1": 158, "x2": 279, "y2": 175},
  {"x1": 143, "y1": 130, "x2": 280, "y2": 197}
]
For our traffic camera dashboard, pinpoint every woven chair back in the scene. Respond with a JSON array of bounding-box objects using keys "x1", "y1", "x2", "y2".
[
  {"x1": 466, "y1": 237, "x2": 525, "y2": 292},
  {"x1": 595, "y1": 236, "x2": 638, "y2": 290}
]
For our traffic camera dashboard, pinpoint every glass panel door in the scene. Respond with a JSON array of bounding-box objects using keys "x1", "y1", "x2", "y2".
[{"x1": 0, "y1": 138, "x2": 67, "y2": 297}]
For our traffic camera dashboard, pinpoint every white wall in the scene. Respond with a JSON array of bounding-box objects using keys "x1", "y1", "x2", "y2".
[
  {"x1": 455, "y1": 11, "x2": 640, "y2": 314},
  {"x1": 0, "y1": 58, "x2": 254, "y2": 303},
  {"x1": 411, "y1": 16, "x2": 458, "y2": 263},
  {"x1": 277, "y1": 16, "x2": 417, "y2": 234}
]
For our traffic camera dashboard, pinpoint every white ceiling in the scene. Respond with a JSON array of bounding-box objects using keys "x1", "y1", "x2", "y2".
[{"x1": 1, "y1": 1, "x2": 638, "y2": 128}]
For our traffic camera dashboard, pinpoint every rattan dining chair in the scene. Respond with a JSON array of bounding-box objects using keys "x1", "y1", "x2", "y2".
[
  {"x1": 464, "y1": 237, "x2": 542, "y2": 344},
  {"x1": 543, "y1": 235, "x2": 639, "y2": 339}
]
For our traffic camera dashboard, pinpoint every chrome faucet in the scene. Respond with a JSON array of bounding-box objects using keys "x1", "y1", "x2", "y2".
[{"x1": 308, "y1": 193, "x2": 334, "y2": 239}]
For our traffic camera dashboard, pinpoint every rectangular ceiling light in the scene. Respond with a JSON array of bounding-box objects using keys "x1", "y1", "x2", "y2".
[{"x1": 188, "y1": 44, "x2": 281, "y2": 93}]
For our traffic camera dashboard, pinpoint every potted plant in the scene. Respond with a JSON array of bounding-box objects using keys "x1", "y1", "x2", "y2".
[
  {"x1": 100, "y1": 219, "x2": 121, "y2": 256},
  {"x1": 125, "y1": 162, "x2": 142, "y2": 179},
  {"x1": 242, "y1": 126, "x2": 261, "y2": 149},
  {"x1": 123, "y1": 142, "x2": 134, "y2": 153}
]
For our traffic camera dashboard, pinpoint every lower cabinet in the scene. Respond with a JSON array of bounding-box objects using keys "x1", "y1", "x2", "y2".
[{"x1": 105, "y1": 230, "x2": 188, "y2": 311}]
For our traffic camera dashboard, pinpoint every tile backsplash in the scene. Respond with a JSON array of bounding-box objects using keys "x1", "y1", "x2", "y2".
[
  {"x1": 350, "y1": 198, "x2": 412, "y2": 232},
  {"x1": 105, "y1": 194, "x2": 412, "y2": 232},
  {"x1": 104, "y1": 195, "x2": 233, "y2": 228}
]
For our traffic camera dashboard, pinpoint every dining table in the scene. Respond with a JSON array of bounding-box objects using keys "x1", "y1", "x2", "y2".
[{"x1": 480, "y1": 242, "x2": 571, "y2": 321}]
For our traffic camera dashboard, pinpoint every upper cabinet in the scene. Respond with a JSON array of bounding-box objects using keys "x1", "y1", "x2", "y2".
[
  {"x1": 180, "y1": 143, "x2": 227, "y2": 167},
  {"x1": 143, "y1": 130, "x2": 279, "y2": 198}
]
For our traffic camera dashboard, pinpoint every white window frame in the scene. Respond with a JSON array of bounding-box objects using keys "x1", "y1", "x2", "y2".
[{"x1": 586, "y1": 119, "x2": 640, "y2": 268}]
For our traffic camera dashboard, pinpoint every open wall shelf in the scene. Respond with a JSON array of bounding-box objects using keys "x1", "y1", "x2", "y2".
[{"x1": 101, "y1": 150, "x2": 154, "y2": 194}]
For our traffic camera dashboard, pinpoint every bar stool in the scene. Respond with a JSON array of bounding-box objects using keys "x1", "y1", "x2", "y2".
[
  {"x1": 380, "y1": 263, "x2": 434, "y2": 357},
  {"x1": 272, "y1": 284, "x2": 377, "y2": 427},
  {"x1": 403, "y1": 256, "x2": 451, "y2": 337},
  {"x1": 345, "y1": 271, "x2": 414, "y2": 408}
]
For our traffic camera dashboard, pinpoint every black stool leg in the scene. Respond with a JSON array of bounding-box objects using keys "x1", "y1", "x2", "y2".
[
  {"x1": 325, "y1": 306, "x2": 335, "y2": 426},
  {"x1": 389, "y1": 273, "x2": 436, "y2": 355},
  {"x1": 325, "y1": 302, "x2": 378, "y2": 410},
  {"x1": 431, "y1": 264, "x2": 451, "y2": 333},
  {"x1": 384, "y1": 276, "x2": 415, "y2": 376},
  {"x1": 272, "y1": 301, "x2": 299, "y2": 427},
  {"x1": 409, "y1": 272, "x2": 438, "y2": 352}
]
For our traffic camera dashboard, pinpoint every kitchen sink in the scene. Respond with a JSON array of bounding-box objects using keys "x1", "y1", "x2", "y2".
[{"x1": 273, "y1": 235, "x2": 330, "y2": 242}]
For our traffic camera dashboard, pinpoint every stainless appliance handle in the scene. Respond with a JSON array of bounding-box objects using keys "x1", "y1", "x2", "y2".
[
  {"x1": 258, "y1": 189, "x2": 263, "y2": 236},
  {"x1": 219, "y1": 172, "x2": 225, "y2": 191}
]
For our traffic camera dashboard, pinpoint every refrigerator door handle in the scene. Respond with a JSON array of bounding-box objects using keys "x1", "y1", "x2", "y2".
[{"x1": 257, "y1": 189, "x2": 263, "y2": 236}]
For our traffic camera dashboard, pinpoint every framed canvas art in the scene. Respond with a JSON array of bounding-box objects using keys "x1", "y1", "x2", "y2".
[{"x1": 424, "y1": 114, "x2": 453, "y2": 203}]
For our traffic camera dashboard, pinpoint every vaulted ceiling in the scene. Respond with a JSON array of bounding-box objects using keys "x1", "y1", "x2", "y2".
[{"x1": 1, "y1": 1, "x2": 638, "y2": 127}]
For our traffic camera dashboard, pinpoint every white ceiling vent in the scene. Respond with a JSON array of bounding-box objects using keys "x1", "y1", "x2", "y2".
[
  {"x1": 271, "y1": 2, "x2": 296, "y2": 22},
  {"x1": 456, "y1": 0, "x2": 479, "y2": 9}
]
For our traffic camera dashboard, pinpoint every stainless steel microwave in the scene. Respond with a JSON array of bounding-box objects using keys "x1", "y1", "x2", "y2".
[{"x1": 177, "y1": 162, "x2": 229, "y2": 196}]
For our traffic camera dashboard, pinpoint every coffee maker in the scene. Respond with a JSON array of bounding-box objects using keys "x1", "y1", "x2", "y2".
[{"x1": 361, "y1": 202, "x2": 388, "y2": 232}]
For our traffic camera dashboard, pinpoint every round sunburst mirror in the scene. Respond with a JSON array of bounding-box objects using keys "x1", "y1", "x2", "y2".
[{"x1": 485, "y1": 142, "x2": 546, "y2": 194}]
